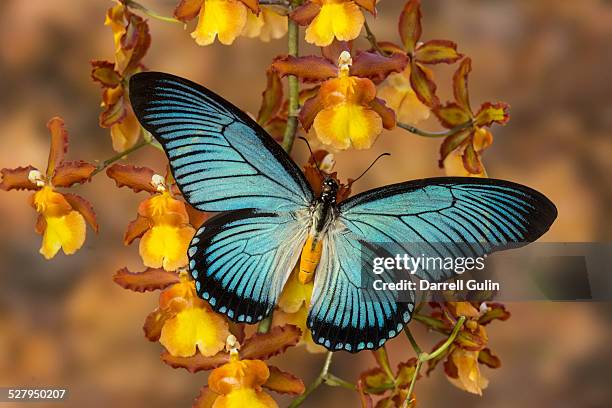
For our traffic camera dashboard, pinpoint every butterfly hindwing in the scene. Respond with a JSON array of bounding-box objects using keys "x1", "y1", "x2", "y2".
[
  {"x1": 307, "y1": 223, "x2": 415, "y2": 353},
  {"x1": 189, "y1": 209, "x2": 309, "y2": 323},
  {"x1": 129, "y1": 72, "x2": 313, "y2": 212},
  {"x1": 339, "y1": 177, "x2": 558, "y2": 283}
]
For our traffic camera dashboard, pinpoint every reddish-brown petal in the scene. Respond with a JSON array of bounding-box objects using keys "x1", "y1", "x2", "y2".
[
  {"x1": 415, "y1": 40, "x2": 463, "y2": 64},
  {"x1": 350, "y1": 51, "x2": 408, "y2": 82},
  {"x1": 257, "y1": 68, "x2": 284, "y2": 126},
  {"x1": 106, "y1": 163, "x2": 157, "y2": 193},
  {"x1": 377, "y1": 41, "x2": 405, "y2": 55},
  {"x1": 410, "y1": 62, "x2": 439, "y2": 108},
  {"x1": 0, "y1": 166, "x2": 39, "y2": 191},
  {"x1": 369, "y1": 97, "x2": 396, "y2": 130},
  {"x1": 51, "y1": 161, "x2": 96, "y2": 187},
  {"x1": 99, "y1": 87, "x2": 128, "y2": 128},
  {"x1": 63, "y1": 193, "x2": 98, "y2": 232},
  {"x1": 238, "y1": 0, "x2": 259, "y2": 14},
  {"x1": 161, "y1": 350, "x2": 230, "y2": 373},
  {"x1": 478, "y1": 348, "x2": 501, "y2": 369},
  {"x1": 474, "y1": 102, "x2": 510, "y2": 127},
  {"x1": 263, "y1": 366, "x2": 305, "y2": 395},
  {"x1": 228, "y1": 322, "x2": 246, "y2": 344},
  {"x1": 289, "y1": 1, "x2": 321, "y2": 26},
  {"x1": 263, "y1": 117, "x2": 287, "y2": 142},
  {"x1": 113, "y1": 267, "x2": 180, "y2": 292},
  {"x1": 433, "y1": 102, "x2": 471, "y2": 129},
  {"x1": 143, "y1": 307, "x2": 175, "y2": 341},
  {"x1": 353, "y1": 0, "x2": 376, "y2": 15},
  {"x1": 46, "y1": 117, "x2": 69, "y2": 177},
  {"x1": 185, "y1": 203, "x2": 211, "y2": 229},
  {"x1": 34, "y1": 214, "x2": 46, "y2": 235},
  {"x1": 462, "y1": 142, "x2": 483, "y2": 174},
  {"x1": 298, "y1": 92, "x2": 324, "y2": 131},
  {"x1": 438, "y1": 129, "x2": 471, "y2": 167},
  {"x1": 453, "y1": 57, "x2": 472, "y2": 112},
  {"x1": 398, "y1": 0, "x2": 422, "y2": 53},
  {"x1": 173, "y1": 0, "x2": 204, "y2": 22},
  {"x1": 90, "y1": 60, "x2": 121, "y2": 87},
  {"x1": 396, "y1": 358, "x2": 420, "y2": 387},
  {"x1": 120, "y1": 13, "x2": 151, "y2": 76},
  {"x1": 124, "y1": 214, "x2": 151, "y2": 245},
  {"x1": 272, "y1": 55, "x2": 337, "y2": 82},
  {"x1": 240, "y1": 324, "x2": 301, "y2": 360},
  {"x1": 192, "y1": 386, "x2": 219, "y2": 408},
  {"x1": 478, "y1": 302, "x2": 511, "y2": 325}
]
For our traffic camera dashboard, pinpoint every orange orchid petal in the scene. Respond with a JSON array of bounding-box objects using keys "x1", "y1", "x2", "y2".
[
  {"x1": 209, "y1": 359, "x2": 270, "y2": 394},
  {"x1": 277, "y1": 267, "x2": 313, "y2": 314},
  {"x1": 99, "y1": 86, "x2": 127, "y2": 128},
  {"x1": 32, "y1": 186, "x2": 72, "y2": 217},
  {"x1": 314, "y1": 103, "x2": 382, "y2": 150},
  {"x1": 39, "y1": 210, "x2": 86, "y2": 259},
  {"x1": 243, "y1": 7, "x2": 287, "y2": 42},
  {"x1": 272, "y1": 307, "x2": 326, "y2": 354},
  {"x1": 174, "y1": 0, "x2": 205, "y2": 22},
  {"x1": 46, "y1": 117, "x2": 69, "y2": 177},
  {"x1": 462, "y1": 142, "x2": 483, "y2": 175},
  {"x1": 305, "y1": 0, "x2": 365, "y2": 47},
  {"x1": 398, "y1": 0, "x2": 422, "y2": 53},
  {"x1": 138, "y1": 192, "x2": 191, "y2": 224},
  {"x1": 353, "y1": 0, "x2": 376, "y2": 15},
  {"x1": 447, "y1": 349, "x2": 489, "y2": 395},
  {"x1": 298, "y1": 92, "x2": 324, "y2": 131},
  {"x1": 240, "y1": 325, "x2": 302, "y2": 360},
  {"x1": 63, "y1": 193, "x2": 98, "y2": 232},
  {"x1": 51, "y1": 161, "x2": 96, "y2": 188},
  {"x1": 212, "y1": 388, "x2": 277, "y2": 408},
  {"x1": 110, "y1": 107, "x2": 141, "y2": 153},
  {"x1": 442, "y1": 146, "x2": 487, "y2": 178},
  {"x1": 139, "y1": 224, "x2": 195, "y2": 271},
  {"x1": 191, "y1": 0, "x2": 248, "y2": 46},
  {"x1": 438, "y1": 129, "x2": 471, "y2": 166},
  {"x1": 106, "y1": 163, "x2": 157, "y2": 193},
  {"x1": 474, "y1": 102, "x2": 510, "y2": 127},
  {"x1": 160, "y1": 306, "x2": 230, "y2": 357},
  {"x1": 289, "y1": 1, "x2": 320, "y2": 26},
  {"x1": 0, "y1": 166, "x2": 39, "y2": 191},
  {"x1": 161, "y1": 349, "x2": 231, "y2": 373},
  {"x1": 478, "y1": 348, "x2": 501, "y2": 369},
  {"x1": 377, "y1": 68, "x2": 430, "y2": 125}
]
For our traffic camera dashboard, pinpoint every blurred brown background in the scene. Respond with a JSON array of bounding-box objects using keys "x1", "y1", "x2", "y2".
[{"x1": 1, "y1": 0, "x2": 611, "y2": 407}]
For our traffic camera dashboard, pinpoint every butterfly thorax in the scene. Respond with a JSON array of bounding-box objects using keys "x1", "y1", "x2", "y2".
[{"x1": 298, "y1": 177, "x2": 339, "y2": 284}]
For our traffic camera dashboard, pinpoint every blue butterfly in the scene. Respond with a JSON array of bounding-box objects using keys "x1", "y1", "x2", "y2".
[{"x1": 129, "y1": 72, "x2": 557, "y2": 353}]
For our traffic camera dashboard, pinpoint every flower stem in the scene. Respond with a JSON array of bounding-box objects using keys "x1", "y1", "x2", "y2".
[
  {"x1": 397, "y1": 120, "x2": 473, "y2": 138},
  {"x1": 323, "y1": 373, "x2": 356, "y2": 390},
  {"x1": 281, "y1": 0, "x2": 302, "y2": 154},
  {"x1": 124, "y1": 0, "x2": 182, "y2": 24},
  {"x1": 92, "y1": 138, "x2": 151, "y2": 176},
  {"x1": 404, "y1": 327, "x2": 423, "y2": 356},
  {"x1": 289, "y1": 351, "x2": 333, "y2": 408},
  {"x1": 401, "y1": 316, "x2": 466, "y2": 408}
]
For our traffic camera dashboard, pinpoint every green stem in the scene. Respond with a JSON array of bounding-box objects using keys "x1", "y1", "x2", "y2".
[
  {"x1": 124, "y1": 0, "x2": 182, "y2": 24},
  {"x1": 281, "y1": 0, "x2": 302, "y2": 153},
  {"x1": 397, "y1": 120, "x2": 473, "y2": 138},
  {"x1": 92, "y1": 138, "x2": 150, "y2": 176},
  {"x1": 404, "y1": 327, "x2": 422, "y2": 356},
  {"x1": 401, "y1": 316, "x2": 466, "y2": 408},
  {"x1": 289, "y1": 351, "x2": 333, "y2": 408}
]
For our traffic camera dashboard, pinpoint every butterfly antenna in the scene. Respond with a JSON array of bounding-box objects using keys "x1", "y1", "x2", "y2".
[
  {"x1": 350, "y1": 153, "x2": 391, "y2": 186},
  {"x1": 298, "y1": 136, "x2": 324, "y2": 177}
]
